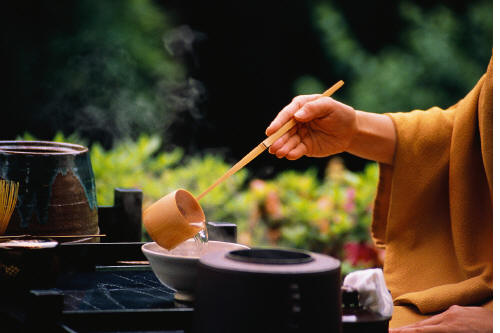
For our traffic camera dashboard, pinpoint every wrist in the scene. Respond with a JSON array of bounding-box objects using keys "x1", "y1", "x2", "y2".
[{"x1": 346, "y1": 111, "x2": 396, "y2": 165}]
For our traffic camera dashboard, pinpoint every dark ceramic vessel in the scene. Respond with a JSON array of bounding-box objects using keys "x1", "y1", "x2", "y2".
[{"x1": 0, "y1": 141, "x2": 98, "y2": 237}]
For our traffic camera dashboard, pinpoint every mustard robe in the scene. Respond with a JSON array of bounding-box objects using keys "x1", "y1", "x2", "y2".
[{"x1": 372, "y1": 57, "x2": 493, "y2": 328}]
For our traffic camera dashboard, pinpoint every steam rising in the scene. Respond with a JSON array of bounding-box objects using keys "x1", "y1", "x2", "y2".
[{"x1": 45, "y1": 24, "x2": 208, "y2": 149}]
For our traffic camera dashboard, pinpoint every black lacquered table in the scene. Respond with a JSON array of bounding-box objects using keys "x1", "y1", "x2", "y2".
[
  {"x1": 1, "y1": 242, "x2": 195, "y2": 333},
  {"x1": 59, "y1": 268, "x2": 194, "y2": 332}
]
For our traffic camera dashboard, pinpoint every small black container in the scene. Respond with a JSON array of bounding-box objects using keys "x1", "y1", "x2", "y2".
[
  {"x1": 0, "y1": 240, "x2": 60, "y2": 293},
  {"x1": 194, "y1": 248, "x2": 342, "y2": 333}
]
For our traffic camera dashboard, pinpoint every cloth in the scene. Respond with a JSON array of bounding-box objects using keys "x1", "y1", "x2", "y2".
[
  {"x1": 371, "y1": 57, "x2": 493, "y2": 328},
  {"x1": 343, "y1": 268, "x2": 394, "y2": 317}
]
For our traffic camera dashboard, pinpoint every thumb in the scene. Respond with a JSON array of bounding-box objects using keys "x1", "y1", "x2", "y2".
[{"x1": 294, "y1": 97, "x2": 335, "y2": 122}]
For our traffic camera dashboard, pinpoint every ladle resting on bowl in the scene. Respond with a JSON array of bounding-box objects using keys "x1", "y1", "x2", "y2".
[{"x1": 143, "y1": 80, "x2": 344, "y2": 250}]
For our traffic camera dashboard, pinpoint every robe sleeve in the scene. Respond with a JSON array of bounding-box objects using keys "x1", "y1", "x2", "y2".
[{"x1": 371, "y1": 57, "x2": 492, "y2": 327}]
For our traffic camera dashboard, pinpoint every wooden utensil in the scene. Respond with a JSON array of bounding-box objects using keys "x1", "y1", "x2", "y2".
[
  {"x1": 196, "y1": 80, "x2": 344, "y2": 200},
  {"x1": 143, "y1": 189, "x2": 206, "y2": 250}
]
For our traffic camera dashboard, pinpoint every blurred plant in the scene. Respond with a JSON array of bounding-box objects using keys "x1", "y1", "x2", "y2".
[
  {"x1": 296, "y1": 1, "x2": 492, "y2": 114},
  {"x1": 91, "y1": 137, "x2": 253, "y2": 240},
  {"x1": 244, "y1": 158, "x2": 382, "y2": 274}
]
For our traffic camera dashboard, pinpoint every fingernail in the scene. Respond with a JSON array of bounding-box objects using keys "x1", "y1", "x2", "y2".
[{"x1": 295, "y1": 110, "x2": 305, "y2": 118}]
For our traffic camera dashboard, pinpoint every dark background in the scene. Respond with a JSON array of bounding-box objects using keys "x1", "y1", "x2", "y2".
[
  {"x1": 1, "y1": 0, "x2": 492, "y2": 178},
  {"x1": 158, "y1": 0, "x2": 478, "y2": 176}
]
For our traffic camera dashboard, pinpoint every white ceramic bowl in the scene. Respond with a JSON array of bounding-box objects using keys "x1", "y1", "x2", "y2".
[{"x1": 142, "y1": 239, "x2": 249, "y2": 302}]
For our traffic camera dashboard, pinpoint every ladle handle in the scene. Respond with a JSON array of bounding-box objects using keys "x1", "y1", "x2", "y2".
[
  {"x1": 262, "y1": 118, "x2": 297, "y2": 148},
  {"x1": 196, "y1": 80, "x2": 344, "y2": 201}
]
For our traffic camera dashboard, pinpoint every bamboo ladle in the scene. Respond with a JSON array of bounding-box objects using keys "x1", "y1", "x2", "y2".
[
  {"x1": 196, "y1": 79, "x2": 344, "y2": 200},
  {"x1": 143, "y1": 80, "x2": 344, "y2": 250}
]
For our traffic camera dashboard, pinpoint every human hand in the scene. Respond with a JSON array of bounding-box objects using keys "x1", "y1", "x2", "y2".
[
  {"x1": 265, "y1": 94, "x2": 357, "y2": 160},
  {"x1": 390, "y1": 305, "x2": 493, "y2": 333}
]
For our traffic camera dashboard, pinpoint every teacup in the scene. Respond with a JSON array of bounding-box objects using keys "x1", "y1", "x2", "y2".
[{"x1": 142, "y1": 239, "x2": 249, "y2": 302}]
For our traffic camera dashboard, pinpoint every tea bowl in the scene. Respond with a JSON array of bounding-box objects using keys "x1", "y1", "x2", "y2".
[{"x1": 142, "y1": 239, "x2": 249, "y2": 302}]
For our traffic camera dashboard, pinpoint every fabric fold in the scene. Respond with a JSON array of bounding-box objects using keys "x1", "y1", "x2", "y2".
[{"x1": 371, "y1": 57, "x2": 492, "y2": 327}]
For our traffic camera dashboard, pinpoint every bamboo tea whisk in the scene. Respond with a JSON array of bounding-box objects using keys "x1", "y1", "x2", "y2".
[
  {"x1": 196, "y1": 80, "x2": 344, "y2": 200},
  {"x1": 0, "y1": 180, "x2": 19, "y2": 235}
]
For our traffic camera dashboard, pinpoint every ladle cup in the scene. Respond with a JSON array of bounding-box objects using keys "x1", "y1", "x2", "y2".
[{"x1": 143, "y1": 189, "x2": 205, "y2": 250}]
